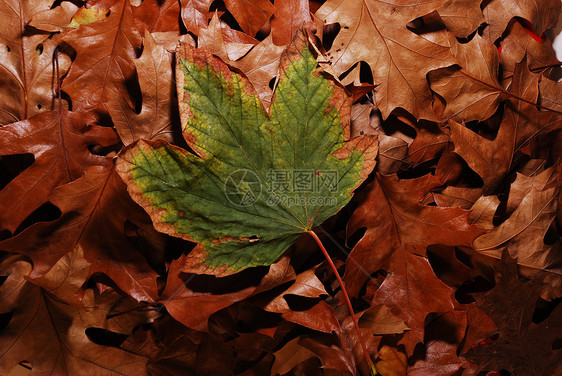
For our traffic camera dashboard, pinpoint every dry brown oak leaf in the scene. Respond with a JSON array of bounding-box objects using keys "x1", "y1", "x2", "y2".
[
  {"x1": 429, "y1": 33, "x2": 505, "y2": 123},
  {"x1": 0, "y1": 110, "x2": 117, "y2": 235},
  {"x1": 473, "y1": 165, "x2": 562, "y2": 300},
  {"x1": 481, "y1": 0, "x2": 561, "y2": 43},
  {"x1": 0, "y1": 166, "x2": 166, "y2": 302},
  {"x1": 106, "y1": 31, "x2": 178, "y2": 146},
  {"x1": 0, "y1": 261, "x2": 151, "y2": 376},
  {"x1": 60, "y1": 0, "x2": 142, "y2": 115},
  {"x1": 449, "y1": 57, "x2": 562, "y2": 194},
  {"x1": 0, "y1": 0, "x2": 71, "y2": 124},
  {"x1": 315, "y1": 0, "x2": 456, "y2": 121},
  {"x1": 465, "y1": 253, "x2": 562, "y2": 375},
  {"x1": 499, "y1": 21, "x2": 561, "y2": 83},
  {"x1": 346, "y1": 172, "x2": 484, "y2": 354}
]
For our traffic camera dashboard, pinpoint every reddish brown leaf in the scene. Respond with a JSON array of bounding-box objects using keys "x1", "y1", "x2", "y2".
[
  {"x1": 0, "y1": 166, "x2": 165, "y2": 302},
  {"x1": 270, "y1": 0, "x2": 315, "y2": 46},
  {"x1": 179, "y1": 0, "x2": 213, "y2": 34},
  {"x1": 161, "y1": 254, "x2": 295, "y2": 330},
  {"x1": 132, "y1": 0, "x2": 181, "y2": 34},
  {"x1": 0, "y1": 261, "x2": 151, "y2": 375},
  {"x1": 436, "y1": 0, "x2": 484, "y2": 38},
  {"x1": 0, "y1": 110, "x2": 117, "y2": 234}
]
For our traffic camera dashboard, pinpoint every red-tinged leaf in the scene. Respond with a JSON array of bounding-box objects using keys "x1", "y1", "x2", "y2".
[
  {"x1": 223, "y1": 0, "x2": 275, "y2": 37},
  {"x1": 0, "y1": 110, "x2": 117, "y2": 234},
  {"x1": 0, "y1": 166, "x2": 165, "y2": 302},
  {"x1": 106, "y1": 31, "x2": 178, "y2": 145},
  {"x1": 61, "y1": 0, "x2": 142, "y2": 114},
  {"x1": 408, "y1": 310, "x2": 468, "y2": 375},
  {"x1": 0, "y1": 0, "x2": 71, "y2": 124},
  {"x1": 499, "y1": 22, "x2": 560, "y2": 82}
]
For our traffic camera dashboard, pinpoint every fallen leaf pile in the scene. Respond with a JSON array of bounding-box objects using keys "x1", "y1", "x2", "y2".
[{"x1": 0, "y1": 0, "x2": 561, "y2": 375}]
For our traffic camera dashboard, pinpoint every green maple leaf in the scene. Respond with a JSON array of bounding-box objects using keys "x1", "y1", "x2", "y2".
[{"x1": 116, "y1": 32, "x2": 377, "y2": 276}]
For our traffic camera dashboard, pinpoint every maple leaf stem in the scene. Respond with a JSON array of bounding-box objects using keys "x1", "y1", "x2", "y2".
[{"x1": 307, "y1": 230, "x2": 376, "y2": 375}]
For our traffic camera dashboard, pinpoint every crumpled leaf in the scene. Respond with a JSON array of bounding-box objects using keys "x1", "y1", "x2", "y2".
[
  {"x1": 481, "y1": 0, "x2": 561, "y2": 43},
  {"x1": 0, "y1": 110, "x2": 117, "y2": 234},
  {"x1": 315, "y1": 0, "x2": 456, "y2": 120},
  {"x1": 117, "y1": 31, "x2": 377, "y2": 276},
  {"x1": 0, "y1": 261, "x2": 151, "y2": 376},
  {"x1": 0, "y1": 0, "x2": 70, "y2": 124},
  {"x1": 106, "y1": 31, "x2": 178, "y2": 145},
  {"x1": 465, "y1": 252, "x2": 562, "y2": 375}
]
